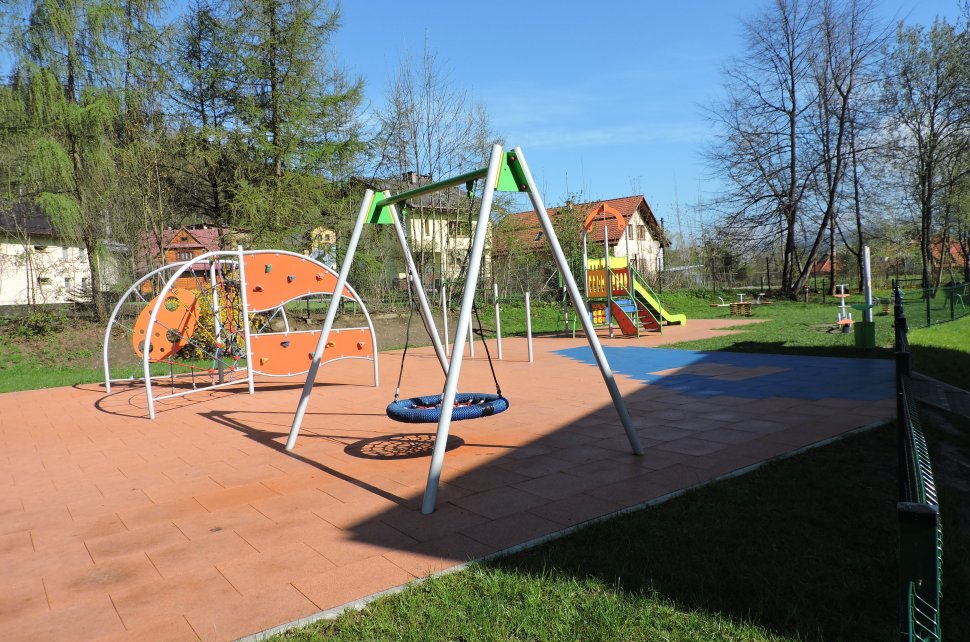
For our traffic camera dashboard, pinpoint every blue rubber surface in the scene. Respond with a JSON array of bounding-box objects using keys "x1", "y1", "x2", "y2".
[
  {"x1": 386, "y1": 392, "x2": 510, "y2": 424},
  {"x1": 554, "y1": 346, "x2": 894, "y2": 402}
]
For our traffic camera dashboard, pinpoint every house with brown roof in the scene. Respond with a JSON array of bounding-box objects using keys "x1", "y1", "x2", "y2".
[
  {"x1": 137, "y1": 225, "x2": 243, "y2": 292},
  {"x1": 495, "y1": 195, "x2": 668, "y2": 276}
]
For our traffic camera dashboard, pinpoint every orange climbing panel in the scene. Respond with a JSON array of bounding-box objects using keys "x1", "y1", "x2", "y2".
[
  {"x1": 243, "y1": 252, "x2": 355, "y2": 312},
  {"x1": 249, "y1": 328, "x2": 374, "y2": 376},
  {"x1": 132, "y1": 288, "x2": 199, "y2": 361}
]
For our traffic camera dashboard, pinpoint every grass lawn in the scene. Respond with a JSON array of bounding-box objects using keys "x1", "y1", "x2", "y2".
[
  {"x1": 908, "y1": 314, "x2": 970, "y2": 391},
  {"x1": 276, "y1": 413, "x2": 970, "y2": 642}
]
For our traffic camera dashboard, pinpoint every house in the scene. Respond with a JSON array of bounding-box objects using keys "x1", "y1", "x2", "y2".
[
  {"x1": 365, "y1": 172, "x2": 493, "y2": 288},
  {"x1": 0, "y1": 203, "x2": 96, "y2": 306},
  {"x1": 495, "y1": 195, "x2": 668, "y2": 276},
  {"x1": 138, "y1": 225, "x2": 238, "y2": 292}
]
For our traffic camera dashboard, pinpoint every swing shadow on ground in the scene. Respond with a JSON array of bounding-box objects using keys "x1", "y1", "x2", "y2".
[{"x1": 192, "y1": 344, "x2": 897, "y2": 640}]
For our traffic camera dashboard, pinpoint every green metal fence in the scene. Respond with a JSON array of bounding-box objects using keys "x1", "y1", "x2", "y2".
[
  {"x1": 894, "y1": 281, "x2": 970, "y2": 329},
  {"x1": 894, "y1": 289, "x2": 943, "y2": 641}
]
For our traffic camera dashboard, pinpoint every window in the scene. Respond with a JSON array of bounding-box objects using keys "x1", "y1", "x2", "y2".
[
  {"x1": 81, "y1": 277, "x2": 89, "y2": 289},
  {"x1": 534, "y1": 232, "x2": 544, "y2": 242},
  {"x1": 176, "y1": 250, "x2": 193, "y2": 261},
  {"x1": 64, "y1": 277, "x2": 73, "y2": 289},
  {"x1": 33, "y1": 245, "x2": 49, "y2": 252},
  {"x1": 62, "y1": 247, "x2": 70, "y2": 259},
  {"x1": 37, "y1": 276, "x2": 51, "y2": 285}
]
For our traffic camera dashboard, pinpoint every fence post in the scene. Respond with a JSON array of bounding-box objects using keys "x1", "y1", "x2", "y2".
[
  {"x1": 950, "y1": 283, "x2": 955, "y2": 320},
  {"x1": 925, "y1": 289, "x2": 931, "y2": 327}
]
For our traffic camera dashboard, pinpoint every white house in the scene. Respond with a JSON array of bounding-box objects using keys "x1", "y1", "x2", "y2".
[{"x1": 0, "y1": 204, "x2": 94, "y2": 306}]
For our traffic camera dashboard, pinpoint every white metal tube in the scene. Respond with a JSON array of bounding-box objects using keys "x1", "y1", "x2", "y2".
[
  {"x1": 209, "y1": 261, "x2": 225, "y2": 384},
  {"x1": 863, "y1": 245, "x2": 873, "y2": 323},
  {"x1": 237, "y1": 246, "x2": 255, "y2": 396},
  {"x1": 388, "y1": 201, "x2": 449, "y2": 375},
  {"x1": 513, "y1": 146, "x2": 643, "y2": 456},
  {"x1": 442, "y1": 284, "x2": 450, "y2": 357},
  {"x1": 525, "y1": 291, "x2": 533, "y2": 363},
  {"x1": 102, "y1": 262, "x2": 176, "y2": 393},
  {"x1": 287, "y1": 191, "x2": 372, "y2": 451},
  {"x1": 494, "y1": 282, "x2": 502, "y2": 360},
  {"x1": 422, "y1": 144, "x2": 505, "y2": 514},
  {"x1": 604, "y1": 224, "x2": 612, "y2": 338}
]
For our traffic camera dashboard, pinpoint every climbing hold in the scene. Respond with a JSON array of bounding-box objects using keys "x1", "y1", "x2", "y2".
[
  {"x1": 315, "y1": 273, "x2": 324, "y2": 281},
  {"x1": 253, "y1": 285, "x2": 263, "y2": 292},
  {"x1": 287, "y1": 275, "x2": 296, "y2": 283},
  {"x1": 326, "y1": 341, "x2": 335, "y2": 348},
  {"x1": 260, "y1": 357, "x2": 269, "y2": 365},
  {"x1": 215, "y1": 341, "x2": 223, "y2": 348},
  {"x1": 357, "y1": 341, "x2": 364, "y2": 350},
  {"x1": 281, "y1": 341, "x2": 291, "y2": 348},
  {"x1": 264, "y1": 264, "x2": 272, "y2": 273}
]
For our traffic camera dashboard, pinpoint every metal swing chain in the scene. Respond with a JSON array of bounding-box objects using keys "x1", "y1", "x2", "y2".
[{"x1": 457, "y1": 180, "x2": 502, "y2": 398}]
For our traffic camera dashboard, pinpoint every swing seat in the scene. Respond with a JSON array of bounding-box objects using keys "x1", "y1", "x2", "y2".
[{"x1": 386, "y1": 392, "x2": 509, "y2": 424}]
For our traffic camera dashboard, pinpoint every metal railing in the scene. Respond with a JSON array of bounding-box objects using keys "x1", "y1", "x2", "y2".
[
  {"x1": 894, "y1": 281, "x2": 969, "y2": 329},
  {"x1": 894, "y1": 287, "x2": 943, "y2": 641}
]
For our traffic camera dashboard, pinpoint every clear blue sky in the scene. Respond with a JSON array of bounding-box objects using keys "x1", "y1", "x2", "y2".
[
  {"x1": 331, "y1": 0, "x2": 964, "y2": 223},
  {"x1": 2, "y1": 0, "x2": 962, "y2": 225}
]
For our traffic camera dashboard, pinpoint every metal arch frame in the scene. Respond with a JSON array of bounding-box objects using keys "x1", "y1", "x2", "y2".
[
  {"x1": 104, "y1": 249, "x2": 378, "y2": 419},
  {"x1": 286, "y1": 144, "x2": 644, "y2": 515}
]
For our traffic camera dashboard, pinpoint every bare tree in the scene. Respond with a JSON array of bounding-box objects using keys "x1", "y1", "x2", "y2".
[
  {"x1": 706, "y1": 0, "x2": 818, "y2": 298},
  {"x1": 371, "y1": 42, "x2": 500, "y2": 286}
]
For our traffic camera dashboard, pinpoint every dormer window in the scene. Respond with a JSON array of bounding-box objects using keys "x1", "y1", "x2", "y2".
[{"x1": 534, "y1": 232, "x2": 544, "y2": 242}]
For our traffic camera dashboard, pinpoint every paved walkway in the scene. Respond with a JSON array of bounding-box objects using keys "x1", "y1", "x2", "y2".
[{"x1": 0, "y1": 319, "x2": 895, "y2": 641}]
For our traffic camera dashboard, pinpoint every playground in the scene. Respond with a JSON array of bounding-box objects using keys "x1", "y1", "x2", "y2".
[{"x1": 0, "y1": 319, "x2": 898, "y2": 640}]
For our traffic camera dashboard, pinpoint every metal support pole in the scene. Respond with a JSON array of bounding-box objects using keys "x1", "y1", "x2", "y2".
[
  {"x1": 468, "y1": 313, "x2": 475, "y2": 358},
  {"x1": 422, "y1": 144, "x2": 505, "y2": 514},
  {"x1": 513, "y1": 146, "x2": 643, "y2": 456},
  {"x1": 210, "y1": 261, "x2": 225, "y2": 384},
  {"x1": 525, "y1": 291, "x2": 534, "y2": 363},
  {"x1": 494, "y1": 282, "x2": 503, "y2": 360},
  {"x1": 287, "y1": 191, "x2": 372, "y2": 451},
  {"x1": 863, "y1": 245, "x2": 873, "y2": 323},
  {"x1": 442, "y1": 284, "x2": 450, "y2": 357},
  {"x1": 387, "y1": 202, "x2": 449, "y2": 375},
  {"x1": 604, "y1": 224, "x2": 613, "y2": 338},
  {"x1": 237, "y1": 246, "x2": 256, "y2": 396}
]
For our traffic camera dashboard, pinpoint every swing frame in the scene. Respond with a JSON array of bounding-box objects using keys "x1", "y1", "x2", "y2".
[{"x1": 287, "y1": 144, "x2": 644, "y2": 514}]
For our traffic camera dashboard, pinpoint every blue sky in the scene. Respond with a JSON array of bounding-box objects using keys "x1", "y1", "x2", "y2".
[
  {"x1": 2, "y1": 0, "x2": 962, "y2": 228},
  {"x1": 331, "y1": 0, "x2": 964, "y2": 224}
]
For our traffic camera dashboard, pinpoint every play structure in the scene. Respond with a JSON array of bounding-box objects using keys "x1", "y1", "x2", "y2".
[
  {"x1": 103, "y1": 249, "x2": 378, "y2": 418},
  {"x1": 576, "y1": 203, "x2": 685, "y2": 338},
  {"x1": 286, "y1": 144, "x2": 645, "y2": 514}
]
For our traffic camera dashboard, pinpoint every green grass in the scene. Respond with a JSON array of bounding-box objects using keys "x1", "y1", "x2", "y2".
[
  {"x1": 275, "y1": 416, "x2": 970, "y2": 641},
  {"x1": 909, "y1": 314, "x2": 970, "y2": 390}
]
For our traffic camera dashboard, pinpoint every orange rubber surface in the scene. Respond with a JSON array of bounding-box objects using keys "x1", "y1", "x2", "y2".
[{"x1": 0, "y1": 321, "x2": 894, "y2": 641}]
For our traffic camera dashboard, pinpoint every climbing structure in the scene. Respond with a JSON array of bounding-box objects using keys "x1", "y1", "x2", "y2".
[{"x1": 103, "y1": 249, "x2": 378, "y2": 419}]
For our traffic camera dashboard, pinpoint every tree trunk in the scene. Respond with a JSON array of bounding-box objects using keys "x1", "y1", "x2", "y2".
[{"x1": 84, "y1": 237, "x2": 107, "y2": 322}]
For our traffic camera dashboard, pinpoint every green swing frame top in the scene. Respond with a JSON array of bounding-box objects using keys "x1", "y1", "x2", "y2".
[{"x1": 286, "y1": 145, "x2": 643, "y2": 514}]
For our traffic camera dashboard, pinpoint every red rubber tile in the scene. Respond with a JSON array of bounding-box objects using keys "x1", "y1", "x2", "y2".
[{"x1": 0, "y1": 328, "x2": 893, "y2": 640}]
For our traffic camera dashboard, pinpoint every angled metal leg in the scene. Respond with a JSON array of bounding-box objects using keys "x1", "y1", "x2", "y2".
[
  {"x1": 514, "y1": 146, "x2": 643, "y2": 456},
  {"x1": 387, "y1": 202, "x2": 449, "y2": 375},
  {"x1": 286, "y1": 191, "x2": 373, "y2": 451},
  {"x1": 422, "y1": 144, "x2": 505, "y2": 514}
]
